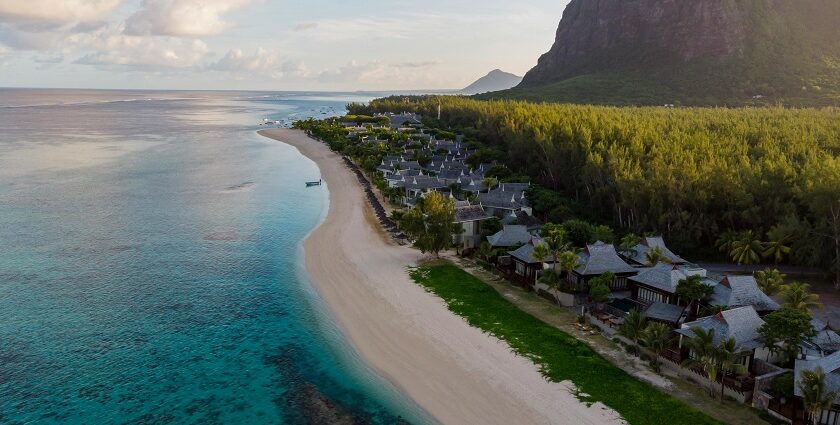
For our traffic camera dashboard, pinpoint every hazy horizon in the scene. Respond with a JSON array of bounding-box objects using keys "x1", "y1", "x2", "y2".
[{"x1": 0, "y1": 1, "x2": 570, "y2": 92}]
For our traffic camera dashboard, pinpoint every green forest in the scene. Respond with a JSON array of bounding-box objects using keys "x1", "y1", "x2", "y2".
[{"x1": 348, "y1": 97, "x2": 840, "y2": 283}]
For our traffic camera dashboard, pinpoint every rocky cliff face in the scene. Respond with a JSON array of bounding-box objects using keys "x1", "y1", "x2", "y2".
[
  {"x1": 511, "y1": 0, "x2": 840, "y2": 106},
  {"x1": 524, "y1": 0, "x2": 748, "y2": 84}
]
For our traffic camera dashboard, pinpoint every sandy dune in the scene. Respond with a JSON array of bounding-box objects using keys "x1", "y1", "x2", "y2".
[{"x1": 259, "y1": 129, "x2": 623, "y2": 425}]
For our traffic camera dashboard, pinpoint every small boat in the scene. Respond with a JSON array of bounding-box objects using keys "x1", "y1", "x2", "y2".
[{"x1": 305, "y1": 179, "x2": 322, "y2": 187}]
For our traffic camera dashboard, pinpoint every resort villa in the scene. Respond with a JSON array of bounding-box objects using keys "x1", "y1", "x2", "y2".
[
  {"x1": 569, "y1": 242, "x2": 638, "y2": 291},
  {"x1": 453, "y1": 201, "x2": 493, "y2": 250},
  {"x1": 507, "y1": 237, "x2": 554, "y2": 286},
  {"x1": 486, "y1": 225, "x2": 534, "y2": 248}
]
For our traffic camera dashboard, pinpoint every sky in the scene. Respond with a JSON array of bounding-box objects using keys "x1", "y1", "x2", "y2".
[{"x1": 0, "y1": 0, "x2": 570, "y2": 91}]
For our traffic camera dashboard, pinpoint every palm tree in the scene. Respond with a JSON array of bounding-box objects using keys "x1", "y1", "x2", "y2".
[
  {"x1": 478, "y1": 241, "x2": 494, "y2": 262},
  {"x1": 619, "y1": 233, "x2": 640, "y2": 257},
  {"x1": 716, "y1": 337, "x2": 748, "y2": 400},
  {"x1": 676, "y1": 275, "x2": 714, "y2": 317},
  {"x1": 763, "y1": 227, "x2": 792, "y2": 265},
  {"x1": 481, "y1": 177, "x2": 498, "y2": 191},
  {"x1": 618, "y1": 309, "x2": 647, "y2": 357},
  {"x1": 782, "y1": 282, "x2": 822, "y2": 314},
  {"x1": 531, "y1": 243, "x2": 551, "y2": 287},
  {"x1": 682, "y1": 327, "x2": 719, "y2": 398},
  {"x1": 755, "y1": 268, "x2": 787, "y2": 296},
  {"x1": 538, "y1": 268, "x2": 562, "y2": 301},
  {"x1": 645, "y1": 246, "x2": 672, "y2": 266},
  {"x1": 730, "y1": 230, "x2": 764, "y2": 265},
  {"x1": 641, "y1": 322, "x2": 671, "y2": 373},
  {"x1": 716, "y1": 230, "x2": 739, "y2": 255},
  {"x1": 555, "y1": 250, "x2": 581, "y2": 286},
  {"x1": 531, "y1": 243, "x2": 550, "y2": 265},
  {"x1": 798, "y1": 367, "x2": 840, "y2": 425},
  {"x1": 700, "y1": 304, "x2": 727, "y2": 317}
]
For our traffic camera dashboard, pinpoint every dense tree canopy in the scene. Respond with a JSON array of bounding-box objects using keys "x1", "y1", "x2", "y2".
[{"x1": 351, "y1": 97, "x2": 840, "y2": 280}]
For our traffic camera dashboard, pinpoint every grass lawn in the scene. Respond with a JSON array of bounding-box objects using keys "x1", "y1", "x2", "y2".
[{"x1": 409, "y1": 262, "x2": 722, "y2": 425}]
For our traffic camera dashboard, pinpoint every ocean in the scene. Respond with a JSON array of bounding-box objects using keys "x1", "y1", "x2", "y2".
[{"x1": 0, "y1": 89, "x2": 429, "y2": 424}]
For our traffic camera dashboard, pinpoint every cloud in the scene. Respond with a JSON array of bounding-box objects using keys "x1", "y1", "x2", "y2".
[
  {"x1": 32, "y1": 52, "x2": 64, "y2": 69},
  {"x1": 293, "y1": 22, "x2": 318, "y2": 32},
  {"x1": 124, "y1": 0, "x2": 250, "y2": 36},
  {"x1": 0, "y1": 0, "x2": 121, "y2": 25},
  {"x1": 209, "y1": 47, "x2": 308, "y2": 79},
  {"x1": 74, "y1": 33, "x2": 210, "y2": 70},
  {"x1": 393, "y1": 60, "x2": 440, "y2": 69},
  {"x1": 317, "y1": 59, "x2": 443, "y2": 88}
]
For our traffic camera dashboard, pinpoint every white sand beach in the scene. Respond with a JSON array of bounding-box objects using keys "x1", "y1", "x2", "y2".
[{"x1": 259, "y1": 129, "x2": 623, "y2": 425}]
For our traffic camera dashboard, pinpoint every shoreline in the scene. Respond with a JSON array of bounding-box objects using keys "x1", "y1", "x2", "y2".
[{"x1": 258, "y1": 129, "x2": 623, "y2": 425}]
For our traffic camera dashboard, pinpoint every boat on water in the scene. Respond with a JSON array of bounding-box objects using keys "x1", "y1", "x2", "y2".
[{"x1": 305, "y1": 179, "x2": 322, "y2": 187}]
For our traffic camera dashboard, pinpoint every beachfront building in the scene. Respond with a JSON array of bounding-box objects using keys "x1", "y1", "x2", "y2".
[
  {"x1": 676, "y1": 306, "x2": 768, "y2": 372},
  {"x1": 710, "y1": 275, "x2": 780, "y2": 315},
  {"x1": 486, "y1": 225, "x2": 533, "y2": 248},
  {"x1": 622, "y1": 236, "x2": 688, "y2": 266},
  {"x1": 507, "y1": 238, "x2": 554, "y2": 287},
  {"x1": 794, "y1": 351, "x2": 840, "y2": 424},
  {"x1": 569, "y1": 242, "x2": 638, "y2": 291},
  {"x1": 453, "y1": 201, "x2": 493, "y2": 250},
  {"x1": 627, "y1": 263, "x2": 710, "y2": 306},
  {"x1": 673, "y1": 306, "x2": 769, "y2": 398}
]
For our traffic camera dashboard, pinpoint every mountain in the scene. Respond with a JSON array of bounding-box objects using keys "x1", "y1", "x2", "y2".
[
  {"x1": 461, "y1": 70, "x2": 523, "y2": 95},
  {"x1": 485, "y1": 0, "x2": 840, "y2": 106}
]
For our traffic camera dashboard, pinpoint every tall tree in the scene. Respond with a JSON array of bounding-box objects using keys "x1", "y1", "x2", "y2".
[
  {"x1": 716, "y1": 337, "x2": 748, "y2": 400},
  {"x1": 555, "y1": 250, "x2": 581, "y2": 280},
  {"x1": 730, "y1": 230, "x2": 764, "y2": 265},
  {"x1": 618, "y1": 309, "x2": 647, "y2": 357},
  {"x1": 401, "y1": 192, "x2": 457, "y2": 258},
  {"x1": 682, "y1": 327, "x2": 720, "y2": 398},
  {"x1": 763, "y1": 226, "x2": 792, "y2": 265},
  {"x1": 782, "y1": 282, "x2": 822, "y2": 314},
  {"x1": 641, "y1": 322, "x2": 671, "y2": 373},
  {"x1": 798, "y1": 367, "x2": 840, "y2": 425},
  {"x1": 676, "y1": 275, "x2": 714, "y2": 317},
  {"x1": 618, "y1": 233, "x2": 641, "y2": 257},
  {"x1": 755, "y1": 268, "x2": 787, "y2": 296},
  {"x1": 802, "y1": 157, "x2": 840, "y2": 290},
  {"x1": 478, "y1": 241, "x2": 494, "y2": 262},
  {"x1": 716, "y1": 231, "x2": 739, "y2": 257},
  {"x1": 758, "y1": 306, "x2": 817, "y2": 364}
]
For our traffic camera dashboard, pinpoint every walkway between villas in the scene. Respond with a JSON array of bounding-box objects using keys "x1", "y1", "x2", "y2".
[{"x1": 444, "y1": 254, "x2": 771, "y2": 425}]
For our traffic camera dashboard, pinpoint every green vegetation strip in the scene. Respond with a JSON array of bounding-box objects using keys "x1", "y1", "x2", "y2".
[{"x1": 409, "y1": 262, "x2": 721, "y2": 425}]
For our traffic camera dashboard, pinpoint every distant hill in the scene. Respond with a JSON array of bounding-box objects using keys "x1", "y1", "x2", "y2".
[
  {"x1": 483, "y1": 0, "x2": 840, "y2": 107},
  {"x1": 461, "y1": 70, "x2": 522, "y2": 95}
]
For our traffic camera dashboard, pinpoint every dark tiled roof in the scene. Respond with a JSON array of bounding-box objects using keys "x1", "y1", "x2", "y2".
[
  {"x1": 676, "y1": 306, "x2": 765, "y2": 349},
  {"x1": 500, "y1": 211, "x2": 543, "y2": 229},
  {"x1": 576, "y1": 242, "x2": 637, "y2": 276},
  {"x1": 479, "y1": 188, "x2": 525, "y2": 210},
  {"x1": 487, "y1": 225, "x2": 532, "y2": 247},
  {"x1": 627, "y1": 236, "x2": 687, "y2": 265},
  {"x1": 509, "y1": 240, "x2": 554, "y2": 264},
  {"x1": 455, "y1": 204, "x2": 491, "y2": 223},
  {"x1": 710, "y1": 275, "x2": 780, "y2": 312},
  {"x1": 645, "y1": 302, "x2": 685, "y2": 323},
  {"x1": 812, "y1": 319, "x2": 840, "y2": 353}
]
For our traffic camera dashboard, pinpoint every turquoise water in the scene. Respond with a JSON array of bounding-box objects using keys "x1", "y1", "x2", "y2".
[{"x1": 0, "y1": 89, "x2": 429, "y2": 424}]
